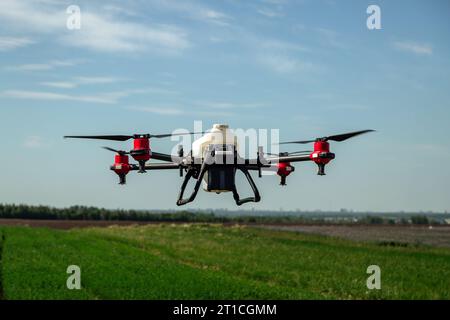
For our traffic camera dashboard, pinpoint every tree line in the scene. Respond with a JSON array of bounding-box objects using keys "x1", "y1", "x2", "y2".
[{"x1": 0, "y1": 203, "x2": 436, "y2": 225}]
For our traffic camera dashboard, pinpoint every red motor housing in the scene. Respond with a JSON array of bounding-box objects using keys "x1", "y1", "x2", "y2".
[
  {"x1": 112, "y1": 154, "x2": 130, "y2": 184},
  {"x1": 132, "y1": 137, "x2": 151, "y2": 161},
  {"x1": 131, "y1": 137, "x2": 151, "y2": 173},
  {"x1": 277, "y1": 162, "x2": 294, "y2": 186},
  {"x1": 309, "y1": 141, "x2": 335, "y2": 175}
]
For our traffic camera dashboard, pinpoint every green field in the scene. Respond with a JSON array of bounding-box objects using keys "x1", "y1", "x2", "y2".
[{"x1": 0, "y1": 224, "x2": 449, "y2": 299}]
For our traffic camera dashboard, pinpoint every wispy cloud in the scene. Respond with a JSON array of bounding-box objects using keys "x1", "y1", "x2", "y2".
[
  {"x1": 326, "y1": 104, "x2": 370, "y2": 111},
  {"x1": 73, "y1": 76, "x2": 123, "y2": 85},
  {"x1": 127, "y1": 98, "x2": 267, "y2": 117},
  {"x1": 0, "y1": 1, "x2": 190, "y2": 54},
  {"x1": 261, "y1": 0, "x2": 288, "y2": 4},
  {"x1": 7, "y1": 64, "x2": 53, "y2": 71},
  {"x1": 259, "y1": 39, "x2": 307, "y2": 52},
  {"x1": 127, "y1": 106, "x2": 184, "y2": 116},
  {"x1": 257, "y1": 8, "x2": 284, "y2": 18},
  {"x1": 258, "y1": 0, "x2": 288, "y2": 18},
  {"x1": 1, "y1": 90, "x2": 120, "y2": 104},
  {"x1": 148, "y1": 0, "x2": 232, "y2": 26},
  {"x1": 23, "y1": 135, "x2": 46, "y2": 149},
  {"x1": 229, "y1": 33, "x2": 311, "y2": 74},
  {"x1": 1, "y1": 85, "x2": 178, "y2": 104},
  {"x1": 63, "y1": 13, "x2": 190, "y2": 54},
  {"x1": 6, "y1": 59, "x2": 81, "y2": 71},
  {"x1": 201, "y1": 9, "x2": 231, "y2": 26},
  {"x1": 257, "y1": 54, "x2": 311, "y2": 74},
  {"x1": 413, "y1": 144, "x2": 450, "y2": 158},
  {"x1": 0, "y1": 36, "x2": 35, "y2": 51},
  {"x1": 195, "y1": 101, "x2": 265, "y2": 109},
  {"x1": 102, "y1": 4, "x2": 138, "y2": 17},
  {"x1": 40, "y1": 81, "x2": 77, "y2": 89},
  {"x1": 127, "y1": 105, "x2": 234, "y2": 117},
  {"x1": 315, "y1": 28, "x2": 346, "y2": 49},
  {"x1": 40, "y1": 76, "x2": 123, "y2": 89},
  {"x1": 393, "y1": 41, "x2": 433, "y2": 55}
]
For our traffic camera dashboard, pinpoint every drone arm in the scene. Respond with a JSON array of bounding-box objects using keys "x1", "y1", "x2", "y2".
[
  {"x1": 239, "y1": 154, "x2": 311, "y2": 170},
  {"x1": 150, "y1": 151, "x2": 183, "y2": 163},
  {"x1": 129, "y1": 163, "x2": 181, "y2": 171},
  {"x1": 272, "y1": 154, "x2": 312, "y2": 163}
]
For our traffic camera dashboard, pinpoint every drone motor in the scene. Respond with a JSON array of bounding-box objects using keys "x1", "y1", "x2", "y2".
[
  {"x1": 310, "y1": 141, "x2": 335, "y2": 175},
  {"x1": 277, "y1": 161, "x2": 295, "y2": 185},
  {"x1": 130, "y1": 136, "x2": 151, "y2": 173},
  {"x1": 112, "y1": 153, "x2": 131, "y2": 185}
]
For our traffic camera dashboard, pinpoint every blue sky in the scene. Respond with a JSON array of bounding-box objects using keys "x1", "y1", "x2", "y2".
[{"x1": 0, "y1": 0, "x2": 449, "y2": 212}]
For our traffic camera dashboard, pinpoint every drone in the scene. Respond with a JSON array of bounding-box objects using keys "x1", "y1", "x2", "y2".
[{"x1": 65, "y1": 124, "x2": 374, "y2": 206}]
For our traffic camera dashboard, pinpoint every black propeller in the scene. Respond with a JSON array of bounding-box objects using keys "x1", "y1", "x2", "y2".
[
  {"x1": 65, "y1": 131, "x2": 203, "y2": 141},
  {"x1": 102, "y1": 146, "x2": 129, "y2": 155},
  {"x1": 279, "y1": 129, "x2": 375, "y2": 144},
  {"x1": 266, "y1": 150, "x2": 312, "y2": 157}
]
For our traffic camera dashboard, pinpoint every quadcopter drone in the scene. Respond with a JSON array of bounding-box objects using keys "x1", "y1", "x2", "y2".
[{"x1": 65, "y1": 124, "x2": 374, "y2": 206}]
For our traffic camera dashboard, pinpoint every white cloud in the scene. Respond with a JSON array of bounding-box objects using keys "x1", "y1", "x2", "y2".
[
  {"x1": 39, "y1": 76, "x2": 123, "y2": 89},
  {"x1": 259, "y1": 39, "x2": 307, "y2": 52},
  {"x1": 1, "y1": 90, "x2": 120, "y2": 104},
  {"x1": 8, "y1": 64, "x2": 53, "y2": 71},
  {"x1": 0, "y1": 1, "x2": 64, "y2": 32},
  {"x1": 102, "y1": 4, "x2": 138, "y2": 17},
  {"x1": 134, "y1": 87, "x2": 180, "y2": 95},
  {"x1": 1, "y1": 86, "x2": 177, "y2": 104},
  {"x1": 195, "y1": 101, "x2": 265, "y2": 109},
  {"x1": 40, "y1": 81, "x2": 77, "y2": 89},
  {"x1": 234, "y1": 33, "x2": 310, "y2": 74},
  {"x1": 148, "y1": 1, "x2": 231, "y2": 26},
  {"x1": 314, "y1": 28, "x2": 346, "y2": 49},
  {"x1": 63, "y1": 13, "x2": 190, "y2": 53},
  {"x1": 6, "y1": 60, "x2": 81, "y2": 71},
  {"x1": 327, "y1": 104, "x2": 370, "y2": 111},
  {"x1": 0, "y1": 36, "x2": 35, "y2": 51},
  {"x1": 415, "y1": 144, "x2": 450, "y2": 157},
  {"x1": 202, "y1": 9, "x2": 227, "y2": 20},
  {"x1": 394, "y1": 41, "x2": 433, "y2": 55},
  {"x1": 258, "y1": 54, "x2": 309, "y2": 73},
  {"x1": 261, "y1": 0, "x2": 288, "y2": 4},
  {"x1": 0, "y1": 1, "x2": 190, "y2": 54},
  {"x1": 73, "y1": 76, "x2": 123, "y2": 85},
  {"x1": 127, "y1": 106, "x2": 185, "y2": 115},
  {"x1": 127, "y1": 106, "x2": 234, "y2": 117},
  {"x1": 24, "y1": 135, "x2": 46, "y2": 148},
  {"x1": 257, "y1": 8, "x2": 284, "y2": 18}
]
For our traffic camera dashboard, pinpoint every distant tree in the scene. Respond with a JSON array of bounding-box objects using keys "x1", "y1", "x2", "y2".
[{"x1": 411, "y1": 215, "x2": 429, "y2": 225}]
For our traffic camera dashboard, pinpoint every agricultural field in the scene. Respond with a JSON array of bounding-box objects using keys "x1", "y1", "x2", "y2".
[{"x1": 0, "y1": 223, "x2": 449, "y2": 300}]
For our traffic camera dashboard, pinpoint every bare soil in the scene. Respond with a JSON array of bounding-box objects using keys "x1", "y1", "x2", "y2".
[
  {"x1": 0, "y1": 219, "x2": 162, "y2": 230},
  {"x1": 261, "y1": 224, "x2": 450, "y2": 248}
]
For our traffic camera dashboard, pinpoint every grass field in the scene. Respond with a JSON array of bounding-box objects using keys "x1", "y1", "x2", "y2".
[{"x1": 0, "y1": 223, "x2": 449, "y2": 300}]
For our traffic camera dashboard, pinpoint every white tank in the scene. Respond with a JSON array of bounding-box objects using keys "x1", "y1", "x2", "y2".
[{"x1": 191, "y1": 124, "x2": 237, "y2": 158}]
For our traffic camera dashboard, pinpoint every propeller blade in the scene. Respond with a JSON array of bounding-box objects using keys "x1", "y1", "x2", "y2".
[
  {"x1": 65, "y1": 131, "x2": 204, "y2": 141},
  {"x1": 325, "y1": 129, "x2": 375, "y2": 142},
  {"x1": 65, "y1": 135, "x2": 133, "y2": 141},
  {"x1": 279, "y1": 139, "x2": 315, "y2": 145},
  {"x1": 266, "y1": 150, "x2": 311, "y2": 156},
  {"x1": 279, "y1": 129, "x2": 374, "y2": 144},
  {"x1": 150, "y1": 131, "x2": 204, "y2": 138},
  {"x1": 102, "y1": 146, "x2": 128, "y2": 155}
]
